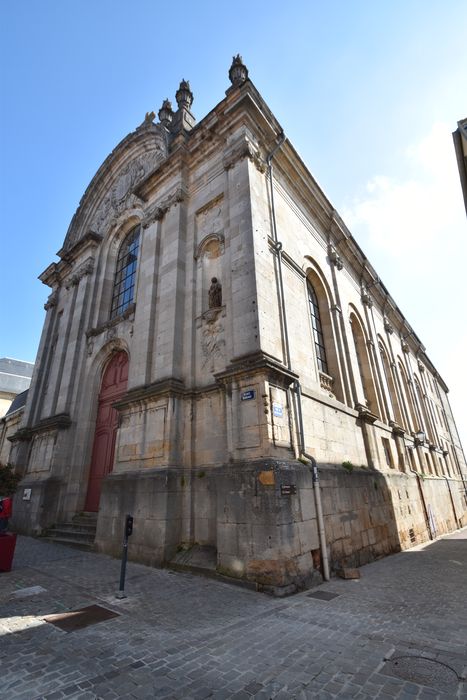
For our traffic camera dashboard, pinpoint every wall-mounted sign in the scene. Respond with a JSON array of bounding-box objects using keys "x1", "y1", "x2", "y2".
[
  {"x1": 273, "y1": 402, "x2": 283, "y2": 418},
  {"x1": 22, "y1": 488, "x2": 32, "y2": 501},
  {"x1": 241, "y1": 390, "x2": 256, "y2": 401},
  {"x1": 280, "y1": 484, "x2": 296, "y2": 496}
]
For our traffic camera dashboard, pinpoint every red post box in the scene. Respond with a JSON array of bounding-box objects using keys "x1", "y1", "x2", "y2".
[{"x1": 0, "y1": 532, "x2": 17, "y2": 572}]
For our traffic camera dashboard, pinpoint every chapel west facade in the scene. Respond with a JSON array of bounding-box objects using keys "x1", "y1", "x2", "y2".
[{"x1": 9, "y1": 58, "x2": 467, "y2": 593}]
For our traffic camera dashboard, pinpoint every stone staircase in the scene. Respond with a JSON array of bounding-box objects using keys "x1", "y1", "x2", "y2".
[{"x1": 42, "y1": 513, "x2": 97, "y2": 550}]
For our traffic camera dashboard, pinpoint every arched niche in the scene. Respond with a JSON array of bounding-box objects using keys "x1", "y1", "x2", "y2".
[{"x1": 195, "y1": 233, "x2": 225, "y2": 316}]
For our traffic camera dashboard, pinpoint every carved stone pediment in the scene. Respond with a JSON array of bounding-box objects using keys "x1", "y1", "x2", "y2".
[{"x1": 92, "y1": 146, "x2": 166, "y2": 234}]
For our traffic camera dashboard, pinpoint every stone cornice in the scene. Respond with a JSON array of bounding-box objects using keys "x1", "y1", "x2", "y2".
[
  {"x1": 140, "y1": 186, "x2": 187, "y2": 228},
  {"x1": 355, "y1": 404, "x2": 378, "y2": 425},
  {"x1": 222, "y1": 134, "x2": 265, "y2": 173},
  {"x1": 9, "y1": 413, "x2": 72, "y2": 442},
  {"x1": 86, "y1": 304, "x2": 135, "y2": 338},
  {"x1": 113, "y1": 378, "x2": 186, "y2": 409},
  {"x1": 39, "y1": 262, "x2": 64, "y2": 289},
  {"x1": 65, "y1": 256, "x2": 95, "y2": 289},
  {"x1": 389, "y1": 421, "x2": 405, "y2": 437},
  {"x1": 215, "y1": 351, "x2": 298, "y2": 387},
  {"x1": 57, "y1": 231, "x2": 103, "y2": 263}
]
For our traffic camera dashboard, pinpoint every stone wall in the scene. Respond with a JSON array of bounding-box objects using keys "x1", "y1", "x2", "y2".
[{"x1": 92, "y1": 458, "x2": 467, "y2": 595}]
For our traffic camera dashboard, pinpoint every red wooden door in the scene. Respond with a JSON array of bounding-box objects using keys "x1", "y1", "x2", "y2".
[{"x1": 85, "y1": 351, "x2": 129, "y2": 512}]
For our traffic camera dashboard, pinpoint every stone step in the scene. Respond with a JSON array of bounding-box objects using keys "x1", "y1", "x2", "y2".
[
  {"x1": 72, "y1": 513, "x2": 98, "y2": 525},
  {"x1": 52, "y1": 522, "x2": 97, "y2": 534},
  {"x1": 42, "y1": 515, "x2": 97, "y2": 550},
  {"x1": 47, "y1": 527, "x2": 95, "y2": 542}
]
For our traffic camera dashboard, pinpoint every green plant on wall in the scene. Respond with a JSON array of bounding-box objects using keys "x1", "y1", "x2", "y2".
[
  {"x1": 342, "y1": 460, "x2": 354, "y2": 473},
  {"x1": 0, "y1": 462, "x2": 22, "y2": 496}
]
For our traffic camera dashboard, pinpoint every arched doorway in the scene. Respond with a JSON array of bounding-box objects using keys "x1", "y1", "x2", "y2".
[{"x1": 85, "y1": 351, "x2": 129, "y2": 512}]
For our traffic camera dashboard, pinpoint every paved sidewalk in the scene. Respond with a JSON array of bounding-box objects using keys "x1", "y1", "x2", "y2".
[{"x1": 1, "y1": 529, "x2": 466, "y2": 700}]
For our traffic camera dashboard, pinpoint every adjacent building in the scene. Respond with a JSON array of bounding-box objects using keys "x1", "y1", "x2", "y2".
[
  {"x1": 453, "y1": 118, "x2": 467, "y2": 217},
  {"x1": 0, "y1": 358, "x2": 33, "y2": 418},
  {"x1": 8, "y1": 58, "x2": 467, "y2": 593}
]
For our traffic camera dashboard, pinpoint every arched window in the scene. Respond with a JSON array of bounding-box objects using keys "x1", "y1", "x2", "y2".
[
  {"x1": 307, "y1": 280, "x2": 329, "y2": 375},
  {"x1": 379, "y1": 341, "x2": 403, "y2": 427},
  {"x1": 414, "y1": 376, "x2": 435, "y2": 444},
  {"x1": 398, "y1": 360, "x2": 418, "y2": 433},
  {"x1": 111, "y1": 225, "x2": 141, "y2": 318},
  {"x1": 350, "y1": 312, "x2": 379, "y2": 416}
]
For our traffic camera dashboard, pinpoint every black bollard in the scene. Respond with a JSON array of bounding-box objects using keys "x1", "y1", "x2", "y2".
[{"x1": 116, "y1": 514, "x2": 133, "y2": 598}]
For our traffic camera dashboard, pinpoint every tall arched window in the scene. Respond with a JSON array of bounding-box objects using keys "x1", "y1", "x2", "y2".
[
  {"x1": 111, "y1": 225, "x2": 141, "y2": 318},
  {"x1": 307, "y1": 280, "x2": 329, "y2": 375},
  {"x1": 350, "y1": 312, "x2": 379, "y2": 416},
  {"x1": 398, "y1": 361, "x2": 418, "y2": 433},
  {"x1": 414, "y1": 376, "x2": 434, "y2": 444},
  {"x1": 379, "y1": 341, "x2": 403, "y2": 427}
]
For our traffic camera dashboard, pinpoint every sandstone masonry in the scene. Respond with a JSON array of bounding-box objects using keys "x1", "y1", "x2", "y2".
[{"x1": 7, "y1": 57, "x2": 467, "y2": 593}]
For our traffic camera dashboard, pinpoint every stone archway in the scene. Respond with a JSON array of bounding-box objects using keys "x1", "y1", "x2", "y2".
[{"x1": 84, "y1": 351, "x2": 129, "y2": 512}]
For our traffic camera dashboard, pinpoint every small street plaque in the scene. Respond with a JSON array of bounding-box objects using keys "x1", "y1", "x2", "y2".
[
  {"x1": 280, "y1": 484, "x2": 296, "y2": 496},
  {"x1": 241, "y1": 390, "x2": 256, "y2": 401},
  {"x1": 273, "y1": 403, "x2": 283, "y2": 418}
]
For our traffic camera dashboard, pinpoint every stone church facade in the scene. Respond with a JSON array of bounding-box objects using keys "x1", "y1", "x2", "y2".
[{"x1": 9, "y1": 57, "x2": 467, "y2": 593}]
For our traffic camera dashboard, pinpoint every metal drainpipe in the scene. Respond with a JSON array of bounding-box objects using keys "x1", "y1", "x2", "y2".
[
  {"x1": 297, "y1": 379, "x2": 330, "y2": 580},
  {"x1": 409, "y1": 467, "x2": 434, "y2": 540},
  {"x1": 443, "y1": 475, "x2": 460, "y2": 529},
  {"x1": 267, "y1": 132, "x2": 291, "y2": 370},
  {"x1": 267, "y1": 134, "x2": 330, "y2": 581}
]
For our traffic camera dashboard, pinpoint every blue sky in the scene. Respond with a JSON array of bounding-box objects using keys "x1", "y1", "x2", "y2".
[{"x1": 1, "y1": 0, "x2": 466, "y2": 442}]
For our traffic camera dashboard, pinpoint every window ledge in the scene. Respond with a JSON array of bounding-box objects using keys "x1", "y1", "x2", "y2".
[{"x1": 86, "y1": 304, "x2": 135, "y2": 338}]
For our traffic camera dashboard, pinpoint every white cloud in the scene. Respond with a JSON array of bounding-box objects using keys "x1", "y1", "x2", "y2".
[
  {"x1": 342, "y1": 122, "x2": 467, "y2": 450},
  {"x1": 343, "y1": 122, "x2": 465, "y2": 262}
]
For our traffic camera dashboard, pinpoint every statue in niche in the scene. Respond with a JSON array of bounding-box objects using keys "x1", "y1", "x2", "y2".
[{"x1": 208, "y1": 277, "x2": 222, "y2": 308}]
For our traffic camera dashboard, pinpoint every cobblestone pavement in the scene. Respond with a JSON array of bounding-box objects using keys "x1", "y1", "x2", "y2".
[{"x1": 1, "y1": 529, "x2": 466, "y2": 700}]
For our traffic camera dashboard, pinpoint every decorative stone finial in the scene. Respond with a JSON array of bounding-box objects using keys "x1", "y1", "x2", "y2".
[
  {"x1": 229, "y1": 54, "x2": 248, "y2": 87},
  {"x1": 158, "y1": 99, "x2": 174, "y2": 128},
  {"x1": 176, "y1": 80, "x2": 193, "y2": 110}
]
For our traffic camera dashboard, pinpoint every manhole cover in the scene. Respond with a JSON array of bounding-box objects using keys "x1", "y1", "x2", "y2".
[
  {"x1": 384, "y1": 656, "x2": 459, "y2": 691},
  {"x1": 306, "y1": 590, "x2": 340, "y2": 601},
  {"x1": 43, "y1": 604, "x2": 120, "y2": 632}
]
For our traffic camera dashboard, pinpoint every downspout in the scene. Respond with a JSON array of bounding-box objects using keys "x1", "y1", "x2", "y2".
[
  {"x1": 409, "y1": 467, "x2": 434, "y2": 540},
  {"x1": 267, "y1": 133, "x2": 330, "y2": 581},
  {"x1": 443, "y1": 474, "x2": 460, "y2": 529},
  {"x1": 267, "y1": 131, "x2": 291, "y2": 370},
  {"x1": 296, "y1": 382, "x2": 330, "y2": 581}
]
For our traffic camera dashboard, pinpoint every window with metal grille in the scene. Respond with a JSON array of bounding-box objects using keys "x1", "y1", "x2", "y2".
[
  {"x1": 111, "y1": 225, "x2": 141, "y2": 318},
  {"x1": 307, "y1": 280, "x2": 329, "y2": 375}
]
